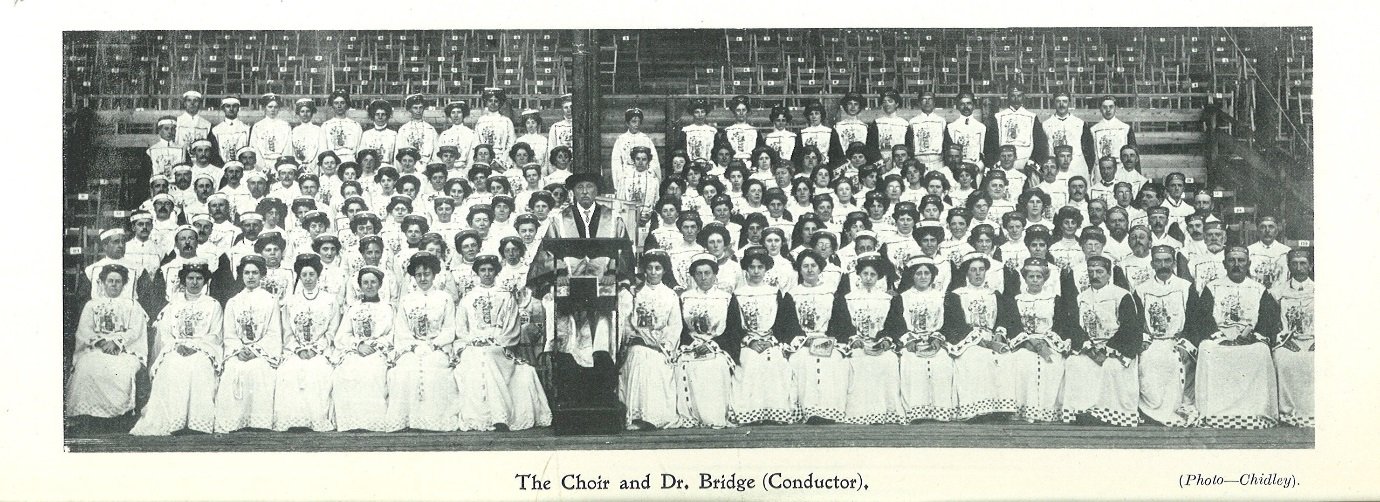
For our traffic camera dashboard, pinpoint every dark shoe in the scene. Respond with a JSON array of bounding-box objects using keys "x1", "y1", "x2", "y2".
[{"x1": 493, "y1": 423, "x2": 510, "y2": 432}]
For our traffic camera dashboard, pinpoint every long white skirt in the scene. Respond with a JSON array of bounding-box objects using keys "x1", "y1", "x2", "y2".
[
  {"x1": 730, "y1": 345, "x2": 800, "y2": 424},
  {"x1": 1274, "y1": 341, "x2": 1314, "y2": 427},
  {"x1": 453, "y1": 346, "x2": 552, "y2": 431},
  {"x1": 952, "y1": 346, "x2": 1018, "y2": 420},
  {"x1": 66, "y1": 351, "x2": 142, "y2": 418},
  {"x1": 1061, "y1": 355, "x2": 1140, "y2": 426},
  {"x1": 789, "y1": 349, "x2": 850, "y2": 422},
  {"x1": 673, "y1": 354, "x2": 735, "y2": 428},
  {"x1": 1138, "y1": 340, "x2": 1195, "y2": 426},
  {"x1": 130, "y1": 352, "x2": 218, "y2": 435},
  {"x1": 899, "y1": 351, "x2": 957, "y2": 421},
  {"x1": 273, "y1": 354, "x2": 335, "y2": 431},
  {"x1": 844, "y1": 351, "x2": 905, "y2": 424},
  {"x1": 618, "y1": 345, "x2": 678, "y2": 429},
  {"x1": 332, "y1": 352, "x2": 390, "y2": 431},
  {"x1": 1196, "y1": 340, "x2": 1278, "y2": 429},
  {"x1": 214, "y1": 356, "x2": 277, "y2": 432},
  {"x1": 1009, "y1": 348, "x2": 1065, "y2": 423},
  {"x1": 386, "y1": 348, "x2": 460, "y2": 432}
]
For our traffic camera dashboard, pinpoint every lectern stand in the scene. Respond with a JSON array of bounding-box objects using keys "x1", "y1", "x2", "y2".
[{"x1": 540, "y1": 238, "x2": 632, "y2": 435}]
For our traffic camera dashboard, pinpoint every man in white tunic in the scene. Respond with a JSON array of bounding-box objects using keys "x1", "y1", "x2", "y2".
[
  {"x1": 147, "y1": 117, "x2": 184, "y2": 180},
  {"x1": 987, "y1": 84, "x2": 1046, "y2": 169},
  {"x1": 1135, "y1": 245, "x2": 1199, "y2": 426},
  {"x1": 1061, "y1": 255, "x2": 1144, "y2": 426},
  {"x1": 1188, "y1": 246, "x2": 1282, "y2": 428},
  {"x1": 210, "y1": 96, "x2": 250, "y2": 166},
  {"x1": 1090, "y1": 95, "x2": 1137, "y2": 167},
  {"x1": 907, "y1": 90, "x2": 948, "y2": 171},
  {"x1": 1271, "y1": 248, "x2": 1313, "y2": 427},
  {"x1": 1247, "y1": 215, "x2": 1292, "y2": 290},
  {"x1": 945, "y1": 92, "x2": 987, "y2": 166},
  {"x1": 1042, "y1": 91, "x2": 1093, "y2": 182},
  {"x1": 175, "y1": 90, "x2": 211, "y2": 150}
]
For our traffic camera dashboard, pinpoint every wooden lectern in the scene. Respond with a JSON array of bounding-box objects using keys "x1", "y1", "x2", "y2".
[{"x1": 540, "y1": 237, "x2": 633, "y2": 435}]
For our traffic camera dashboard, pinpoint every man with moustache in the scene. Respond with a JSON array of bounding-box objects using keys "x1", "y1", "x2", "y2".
[
  {"x1": 945, "y1": 92, "x2": 988, "y2": 166},
  {"x1": 1088, "y1": 156, "x2": 1120, "y2": 204},
  {"x1": 1247, "y1": 216, "x2": 1292, "y2": 290},
  {"x1": 123, "y1": 211, "x2": 163, "y2": 276},
  {"x1": 1188, "y1": 246, "x2": 1282, "y2": 428},
  {"x1": 1135, "y1": 245, "x2": 1198, "y2": 426},
  {"x1": 1186, "y1": 221, "x2": 1228, "y2": 287},
  {"x1": 1102, "y1": 206, "x2": 1134, "y2": 262}
]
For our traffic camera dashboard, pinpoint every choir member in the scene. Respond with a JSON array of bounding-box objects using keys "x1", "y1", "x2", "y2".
[
  {"x1": 273, "y1": 254, "x2": 339, "y2": 431},
  {"x1": 675, "y1": 254, "x2": 738, "y2": 428},
  {"x1": 1135, "y1": 245, "x2": 1199, "y2": 426},
  {"x1": 66, "y1": 265, "x2": 148, "y2": 424},
  {"x1": 945, "y1": 92, "x2": 987, "y2": 166},
  {"x1": 1042, "y1": 91, "x2": 1093, "y2": 181},
  {"x1": 1188, "y1": 247, "x2": 1282, "y2": 428},
  {"x1": 331, "y1": 266, "x2": 394, "y2": 432},
  {"x1": 321, "y1": 89, "x2": 362, "y2": 162},
  {"x1": 131, "y1": 259, "x2": 222, "y2": 436},
  {"x1": 890, "y1": 257, "x2": 959, "y2": 422},
  {"x1": 214, "y1": 256, "x2": 283, "y2": 433},
  {"x1": 1090, "y1": 96, "x2": 1137, "y2": 166},
  {"x1": 764, "y1": 105, "x2": 801, "y2": 165},
  {"x1": 800, "y1": 101, "x2": 844, "y2": 167},
  {"x1": 453, "y1": 254, "x2": 551, "y2": 431},
  {"x1": 249, "y1": 93, "x2": 293, "y2": 164},
  {"x1": 1061, "y1": 256, "x2": 1145, "y2": 426},
  {"x1": 838, "y1": 253, "x2": 905, "y2": 424},
  {"x1": 721, "y1": 95, "x2": 764, "y2": 162},
  {"x1": 1006, "y1": 257, "x2": 1077, "y2": 423},
  {"x1": 785, "y1": 250, "x2": 849, "y2": 423},
  {"x1": 945, "y1": 253, "x2": 1018, "y2": 420},
  {"x1": 385, "y1": 251, "x2": 461, "y2": 431},
  {"x1": 1271, "y1": 248, "x2": 1314, "y2": 427},
  {"x1": 726, "y1": 251, "x2": 801, "y2": 424},
  {"x1": 618, "y1": 250, "x2": 683, "y2": 430}
]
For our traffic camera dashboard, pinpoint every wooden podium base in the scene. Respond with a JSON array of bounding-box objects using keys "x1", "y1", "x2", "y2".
[{"x1": 553, "y1": 401, "x2": 626, "y2": 436}]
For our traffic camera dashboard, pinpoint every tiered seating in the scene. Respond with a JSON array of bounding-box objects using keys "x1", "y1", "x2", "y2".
[{"x1": 63, "y1": 30, "x2": 577, "y2": 110}]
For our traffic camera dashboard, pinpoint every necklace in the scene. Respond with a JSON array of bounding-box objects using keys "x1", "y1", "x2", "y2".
[{"x1": 302, "y1": 287, "x2": 321, "y2": 301}]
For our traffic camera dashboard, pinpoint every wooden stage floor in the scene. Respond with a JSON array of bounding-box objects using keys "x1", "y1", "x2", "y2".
[{"x1": 65, "y1": 422, "x2": 1314, "y2": 452}]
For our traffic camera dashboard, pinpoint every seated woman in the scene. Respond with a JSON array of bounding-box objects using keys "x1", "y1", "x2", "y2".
[
  {"x1": 838, "y1": 253, "x2": 905, "y2": 425},
  {"x1": 787, "y1": 250, "x2": 849, "y2": 424},
  {"x1": 331, "y1": 266, "x2": 395, "y2": 432},
  {"x1": 889, "y1": 257, "x2": 960, "y2": 422},
  {"x1": 66, "y1": 264, "x2": 148, "y2": 428},
  {"x1": 386, "y1": 251, "x2": 460, "y2": 432},
  {"x1": 214, "y1": 255, "x2": 283, "y2": 433},
  {"x1": 618, "y1": 250, "x2": 683, "y2": 430},
  {"x1": 674, "y1": 254, "x2": 738, "y2": 428},
  {"x1": 945, "y1": 253, "x2": 1020, "y2": 421},
  {"x1": 452, "y1": 255, "x2": 551, "y2": 432},
  {"x1": 726, "y1": 251, "x2": 801, "y2": 425},
  {"x1": 131, "y1": 259, "x2": 222, "y2": 435},
  {"x1": 1006, "y1": 257, "x2": 1077, "y2": 423},
  {"x1": 273, "y1": 254, "x2": 340, "y2": 431}
]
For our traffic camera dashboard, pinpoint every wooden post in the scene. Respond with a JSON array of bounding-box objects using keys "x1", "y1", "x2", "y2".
[{"x1": 572, "y1": 29, "x2": 604, "y2": 181}]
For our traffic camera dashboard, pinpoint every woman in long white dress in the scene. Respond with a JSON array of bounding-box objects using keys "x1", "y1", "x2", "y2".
[
  {"x1": 452, "y1": 255, "x2": 551, "y2": 431},
  {"x1": 66, "y1": 264, "x2": 148, "y2": 423},
  {"x1": 836, "y1": 253, "x2": 905, "y2": 424},
  {"x1": 214, "y1": 255, "x2": 283, "y2": 433},
  {"x1": 727, "y1": 251, "x2": 802, "y2": 425},
  {"x1": 618, "y1": 250, "x2": 683, "y2": 430},
  {"x1": 888, "y1": 257, "x2": 961, "y2": 422},
  {"x1": 786, "y1": 250, "x2": 850, "y2": 424},
  {"x1": 131, "y1": 260, "x2": 223, "y2": 435},
  {"x1": 331, "y1": 266, "x2": 395, "y2": 431},
  {"x1": 945, "y1": 253, "x2": 1020, "y2": 421},
  {"x1": 1006, "y1": 257, "x2": 1077, "y2": 423},
  {"x1": 385, "y1": 251, "x2": 460, "y2": 431},
  {"x1": 674, "y1": 254, "x2": 738, "y2": 428},
  {"x1": 273, "y1": 254, "x2": 340, "y2": 431}
]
